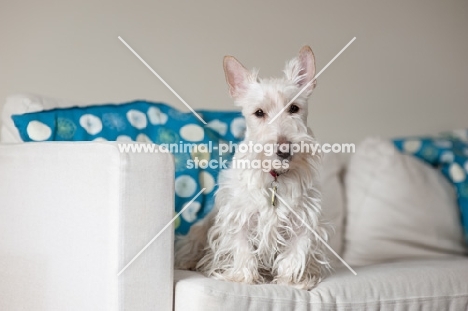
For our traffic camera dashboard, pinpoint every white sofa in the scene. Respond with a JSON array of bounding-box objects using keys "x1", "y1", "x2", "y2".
[{"x1": 1, "y1": 94, "x2": 468, "y2": 311}]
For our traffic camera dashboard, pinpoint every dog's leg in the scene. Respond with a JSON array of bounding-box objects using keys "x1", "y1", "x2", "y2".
[
  {"x1": 198, "y1": 222, "x2": 263, "y2": 284},
  {"x1": 273, "y1": 234, "x2": 321, "y2": 290},
  {"x1": 273, "y1": 228, "x2": 328, "y2": 290}
]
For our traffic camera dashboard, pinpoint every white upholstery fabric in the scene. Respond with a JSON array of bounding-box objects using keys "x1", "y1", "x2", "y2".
[
  {"x1": 4, "y1": 94, "x2": 467, "y2": 311},
  {"x1": 343, "y1": 138, "x2": 467, "y2": 266},
  {"x1": 320, "y1": 152, "x2": 345, "y2": 262},
  {"x1": 1, "y1": 93, "x2": 84, "y2": 143},
  {"x1": 0, "y1": 142, "x2": 174, "y2": 310},
  {"x1": 174, "y1": 256, "x2": 468, "y2": 311}
]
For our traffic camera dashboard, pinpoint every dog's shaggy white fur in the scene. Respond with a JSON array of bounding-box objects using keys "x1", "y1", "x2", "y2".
[{"x1": 175, "y1": 46, "x2": 330, "y2": 290}]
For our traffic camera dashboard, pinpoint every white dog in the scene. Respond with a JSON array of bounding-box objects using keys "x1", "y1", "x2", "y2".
[{"x1": 175, "y1": 46, "x2": 330, "y2": 290}]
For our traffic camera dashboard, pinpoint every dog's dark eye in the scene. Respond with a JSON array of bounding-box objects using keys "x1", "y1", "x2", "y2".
[
  {"x1": 254, "y1": 109, "x2": 265, "y2": 118},
  {"x1": 288, "y1": 104, "x2": 300, "y2": 114}
]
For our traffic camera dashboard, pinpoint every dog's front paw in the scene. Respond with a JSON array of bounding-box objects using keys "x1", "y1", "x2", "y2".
[
  {"x1": 273, "y1": 254, "x2": 323, "y2": 290},
  {"x1": 214, "y1": 267, "x2": 263, "y2": 284}
]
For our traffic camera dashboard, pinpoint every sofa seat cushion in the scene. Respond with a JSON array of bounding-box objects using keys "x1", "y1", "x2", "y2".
[{"x1": 174, "y1": 256, "x2": 468, "y2": 311}]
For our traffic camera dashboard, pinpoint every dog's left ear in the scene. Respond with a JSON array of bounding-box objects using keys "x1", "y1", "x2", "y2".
[{"x1": 284, "y1": 46, "x2": 316, "y2": 95}]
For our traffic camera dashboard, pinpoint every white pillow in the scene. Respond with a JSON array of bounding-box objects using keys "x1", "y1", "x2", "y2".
[
  {"x1": 320, "y1": 152, "x2": 346, "y2": 262},
  {"x1": 343, "y1": 137, "x2": 467, "y2": 266}
]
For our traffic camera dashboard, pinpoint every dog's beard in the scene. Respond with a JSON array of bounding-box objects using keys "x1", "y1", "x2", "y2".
[{"x1": 234, "y1": 131, "x2": 319, "y2": 177}]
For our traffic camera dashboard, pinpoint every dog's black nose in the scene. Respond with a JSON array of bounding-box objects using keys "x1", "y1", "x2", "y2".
[{"x1": 276, "y1": 142, "x2": 291, "y2": 159}]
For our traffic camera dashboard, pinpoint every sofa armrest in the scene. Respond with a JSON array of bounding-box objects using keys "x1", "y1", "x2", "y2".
[{"x1": 0, "y1": 142, "x2": 175, "y2": 310}]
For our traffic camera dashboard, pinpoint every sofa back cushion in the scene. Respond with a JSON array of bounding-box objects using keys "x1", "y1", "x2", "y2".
[
  {"x1": 343, "y1": 137, "x2": 467, "y2": 266},
  {"x1": 320, "y1": 152, "x2": 346, "y2": 261}
]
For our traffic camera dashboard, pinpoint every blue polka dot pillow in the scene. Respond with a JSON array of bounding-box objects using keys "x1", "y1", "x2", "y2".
[
  {"x1": 393, "y1": 129, "x2": 468, "y2": 242},
  {"x1": 11, "y1": 100, "x2": 246, "y2": 235}
]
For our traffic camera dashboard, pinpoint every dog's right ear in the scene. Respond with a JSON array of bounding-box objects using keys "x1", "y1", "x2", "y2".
[{"x1": 223, "y1": 56, "x2": 252, "y2": 99}]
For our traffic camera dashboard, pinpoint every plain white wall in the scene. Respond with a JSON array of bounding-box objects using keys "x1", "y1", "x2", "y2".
[{"x1": 1, "y1": 0, "x2": 467, "y2": 143}]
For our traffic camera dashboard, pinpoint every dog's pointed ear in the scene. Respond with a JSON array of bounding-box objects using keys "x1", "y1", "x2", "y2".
[
  {"x1": 284, "y1": 46, "x2": 316, "y2": 95},
  {"x1": 223, "y1": 56, "x2": 251, "y2": 99}
]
